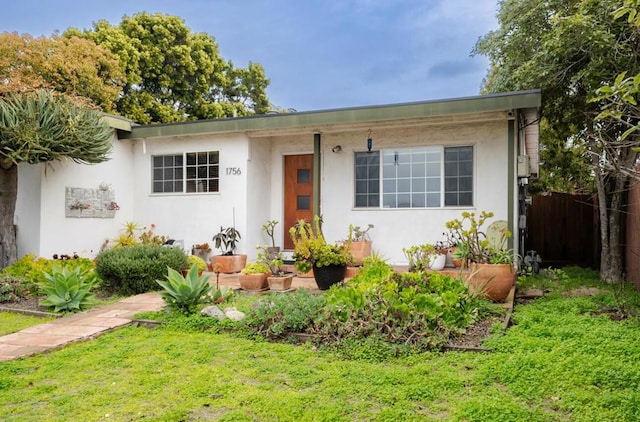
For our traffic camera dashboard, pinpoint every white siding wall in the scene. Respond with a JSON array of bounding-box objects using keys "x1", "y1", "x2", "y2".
[
  {"x1": 270, "y1": 120, "x2": 510, "y2": 265},
  {"x1": 244, "y1": 137, "x2": 274, "y2": 258},
  {"x1": 15, "y1": 164, "x2": 42, "y2": 258},
  {"x1": 15, "y1": 114, "x2": 516, "y2": 266},
  {"x1": 130, "y1": 133, "x2": 250, "y2": 256},
  {"x1": 16, "y1": 134, "x2": 135, "y2": 259}
]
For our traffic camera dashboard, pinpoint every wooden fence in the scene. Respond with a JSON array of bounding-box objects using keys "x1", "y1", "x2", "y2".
[
  {"x1": 525, "y1": 193, "x2": 600, "y2": 269},
  {"x1": 626, "y1": 181, "x2": 640, "y2": 290}
]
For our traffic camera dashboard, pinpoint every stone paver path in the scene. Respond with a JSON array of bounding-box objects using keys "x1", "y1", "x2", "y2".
[{"x1": 0, "y1": 292, "x2": 164, "y2": 362}]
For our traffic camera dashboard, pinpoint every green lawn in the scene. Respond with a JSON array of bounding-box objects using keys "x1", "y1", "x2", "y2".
[
  {"x1": 0, "y1": 312, "x2": 55, "y2": 336},
  {"x1": 0, "y1": 268, "x2": 639, "y2": 421}
]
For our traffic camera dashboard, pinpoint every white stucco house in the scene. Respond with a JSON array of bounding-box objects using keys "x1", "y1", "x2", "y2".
[{"x1": 16, "y1": 90, "x2": 541, "y2": 265}]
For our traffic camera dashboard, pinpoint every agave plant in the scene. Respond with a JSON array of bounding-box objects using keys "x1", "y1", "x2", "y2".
[
  {"x1": 156, "y1": 266, "x2": 213, "y2": 313},
  {"x1": 39, "y1": 265, "x2": 98, "y2": 313}
]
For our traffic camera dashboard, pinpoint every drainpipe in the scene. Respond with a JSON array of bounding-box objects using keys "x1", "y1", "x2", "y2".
[
  {"x1": 313, "y1": 133, "x2": 321, "y2": 218},
  {"x1": 507, "y1": 112, "x2": 516, "y2": 253}
]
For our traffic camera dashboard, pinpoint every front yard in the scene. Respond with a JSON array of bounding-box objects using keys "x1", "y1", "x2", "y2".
[{"x1": 0, "y1": 267, "x2": 638, "y2": 421}]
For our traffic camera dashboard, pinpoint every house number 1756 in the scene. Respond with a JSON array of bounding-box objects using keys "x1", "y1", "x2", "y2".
[{"x1": 226, "y1": 167, "x2": 241, "y2": 175}]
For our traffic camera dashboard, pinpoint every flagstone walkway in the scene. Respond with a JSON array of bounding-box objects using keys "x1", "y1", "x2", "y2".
[
  {"x1": 0, "y1": 292, "x2": 164, "y2": 362},
  {"x1": 0, "y1": 271, "x2": 320, "y2": 362}
]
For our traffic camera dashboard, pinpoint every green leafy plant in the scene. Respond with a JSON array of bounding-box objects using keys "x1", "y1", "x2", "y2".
[
  {"x1": 489, "y1": 248, "x2": 517, "y2": 264},
  {"x1": 1, "y1": 254, "x2": 96, "y2": 295},
  {"x1": 289, "y1": 215, "x2": 352, "y2": 273},
  {"x1": 445, "y1": 211, "x2": 512, "y2": 264},
  {"x1": 0, "y1": 282, "x2": 15, "y2": 302},
  {"x1": 243, "y1": 289, "x2": 326, "y2": 339},
  {"x1": 402, "y1": 243, "x2": 436, "y2": 271},
  {"x1": 256, "y1": 245, "x2": 286, "y2": 275},
  {"x1": 111, "y1": 222, "x2": 167, "y2": 248},
  {"x1": 348, "y1": 223, "x2": 374, "y2": 241},
  {"x1": 186, "y1": 255, "x2": 207, "y2": 272},
  {"x1": 39, "y1": 265, "x2": 98, "y2": 313},
  {"x1": 240, "y1": 262, "x2": 269, "y2": 275},
  {"x1": 212, "y1": 226, "x2": 241, "y2": 255},
  {"x1": 95, "y1": 245, "x2": 188, "y2": 295},
  {"x1": 156, "y1": 266, "x2": 214, "y2": 313},
  {"x1": 261, "y1": 220, "x2": 279, "y2": 248},
  {"x1": 0, "y1": 274, "x2": 28, "y2": 302},
  {"x1": 311, "y1": 260, "x2": 478, "y2": 352}
]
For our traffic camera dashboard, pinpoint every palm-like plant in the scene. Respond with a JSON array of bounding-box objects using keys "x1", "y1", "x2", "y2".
[
  {"x1": 39, "y1": 265, "x2": 98, "y2": 313},
  {"x1": 0, "y1": 90, "x2": 113, "y2": 269},
  {"x1": 156, "y1": 266, "x2": 213, "y2": 313}
]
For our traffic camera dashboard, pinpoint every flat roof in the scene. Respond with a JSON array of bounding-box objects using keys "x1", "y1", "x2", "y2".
[{"x1": 120, "y1": 89, "x2": 541, "y2": 140}]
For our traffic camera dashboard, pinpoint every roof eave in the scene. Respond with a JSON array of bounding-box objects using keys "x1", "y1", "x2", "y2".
[{"x1": 120, "y1": 89, "x2": 541, "y2": 140}]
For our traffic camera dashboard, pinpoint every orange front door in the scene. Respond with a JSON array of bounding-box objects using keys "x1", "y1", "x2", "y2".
[{"x1": 284, "y1": 154, "x2": 314, "y2": 250}]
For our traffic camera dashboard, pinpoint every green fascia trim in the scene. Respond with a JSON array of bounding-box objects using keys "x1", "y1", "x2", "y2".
[
  {"x1": 121, "y1": 90, "x2": 541, "y2": 140},
  {"x1": 101, "y1": 113, "x2": 133, "y2": 132}
]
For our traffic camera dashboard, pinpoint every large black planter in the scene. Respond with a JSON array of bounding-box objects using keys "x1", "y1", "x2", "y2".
[{"x1": 312, "y1": 263, "x2": 347, "y2": 290}]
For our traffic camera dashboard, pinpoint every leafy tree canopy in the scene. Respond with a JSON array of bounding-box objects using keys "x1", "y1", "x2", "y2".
[
  {"x1": 65, "y1": 12, "x2": 271, "y2": 124},
  {"x1": 0, "y1": 32, "x2": 125, "y2": 113},
  {"x1": 474, "y1": 0, "x2": 640, "y2": 281},
  {"x1": 474, "y1": 0, "x2": 640, "y2": 194}
]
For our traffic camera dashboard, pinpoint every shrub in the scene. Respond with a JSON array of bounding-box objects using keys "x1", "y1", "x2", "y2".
[
  {"x1": 95, "y1": 245, "x2": 187, "y2": 295},
  {"x1": 39, "y1": 265, "x2": 98, "y2": 312},
  {"x1": 186, "y1": 255, "x2": 207, "y2": 272},
  {"x1": 0, "y1": 274, "x2": 29, "y2": 302},
  {"x1": 156, "y1": 266, "x2": 213, "y2": 313},
  {"x1": 1, "y1": 254, "x2": 96, "y2": 295},
  {"x1": 314, "y1": 265, "x2": 478, "y2": 352},
  {"x1": 243, "y1": 289, "x2": 326, "y2": 339}
]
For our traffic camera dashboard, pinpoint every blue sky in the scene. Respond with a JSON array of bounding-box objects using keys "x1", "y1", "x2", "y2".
[{"x1": 1, "y1": 0, "x2": 498, "y2": 112}]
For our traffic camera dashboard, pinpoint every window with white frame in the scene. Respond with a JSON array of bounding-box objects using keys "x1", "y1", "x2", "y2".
[
  {"x1": 354, "y1": 145, "x2": 473, "y2": 208},
  {"x1": 152, "y1": 151, "x2": 219, "y2": 193}
]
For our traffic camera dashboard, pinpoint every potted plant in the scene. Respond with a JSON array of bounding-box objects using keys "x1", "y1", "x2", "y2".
[
  {"x1": 450, "y1": 240, "x2": 470, "y2": 269},
  {"x1": 347, "y1": 223, "x2": 374, "y2": 266},
  {"x1": 183, "y1": 255, "x2": 207, "y2": 276},
  {"x1": 211, "y1": 226, "x2": 247, "y2": 274},
  {"x1": 238, "y1": 262, "x2": 270, "y2": 291},
  {"x1": 431, "y1": 241, "x2": 449, "y2": 271},
  {"x1": 402, "y1": 243, "x2": 445, "y2": 272},
  {"x1": 191, "y1": 242, "x2": 212, "y2": 269},
  {"x1": 257, "y1": 245, "x2": 293, "y2": 291},
  {"x1": 445, "y1": 211, "x2": 515, "y2": 302},
  {"x1": 261, "y1": 220, "x2": 280, "y2": 256},
  {"x1": 289, "y1": 215, "x2": 353, "y2": 290}
]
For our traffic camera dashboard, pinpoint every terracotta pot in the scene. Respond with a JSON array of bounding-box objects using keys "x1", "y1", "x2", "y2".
[
  {"x1": 345, "y1": 266, "x2": 360, "y2": 278},
  {"x1": 449, "y1": 247, "x2": 466, "y2": 269},
  {"x1": 238, "y1": 272, "x2": 269, "y2": 290},
  {"x1": 312, "y1": 263, "x2": 347, "y2": 290},
  {"x1": 349, "y1": 241, "x2": 372, "y2": 266},
  {"x1": 210, "y1": 254, "x2": 247, "y2": 274},
  {"x1": 267, "y1": 273, "x2": 294, "y2": 291},
  {"x1": 469, "y1": 263, "x2": 515, "y2": 302},
  {"x1": 296, "y1": 268, "x2": 314, "y2": 278}
]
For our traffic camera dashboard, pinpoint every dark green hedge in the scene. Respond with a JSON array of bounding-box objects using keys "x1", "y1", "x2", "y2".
[{"x1": 95, "y1": 245, "x2": 188, "y2": 295}]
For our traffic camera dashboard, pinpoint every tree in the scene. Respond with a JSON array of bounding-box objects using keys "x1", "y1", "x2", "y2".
[
  {"x1": 474, "y1": 0, "x2": 640, "y2": 282},
  {"x1": 0, "y1": 32, "x2": 125, "y2": 113},
  {"x1": 0, "y1": 90, "x2": 113, "y2": 269},
  {"x1": 66, "y1": 13, "x2": 271, "y2": 124}
]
